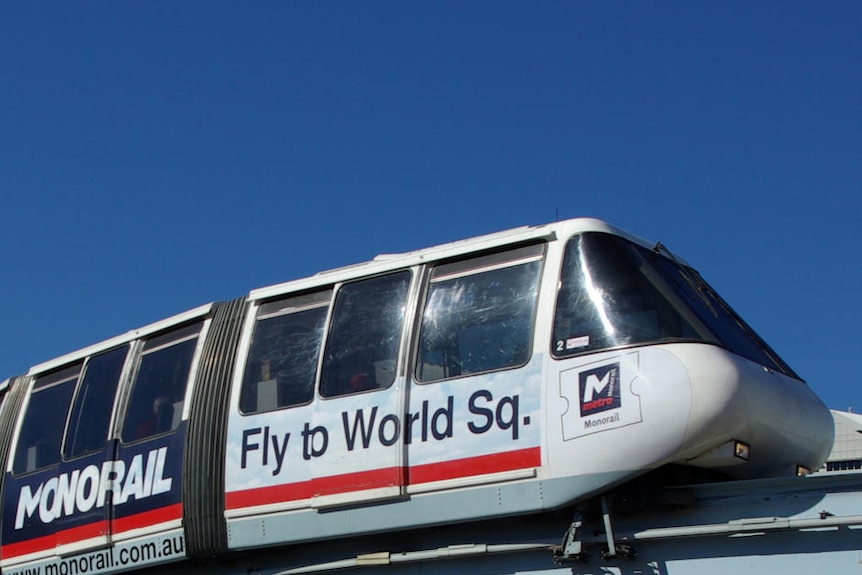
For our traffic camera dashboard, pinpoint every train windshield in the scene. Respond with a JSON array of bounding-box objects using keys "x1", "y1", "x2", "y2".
[{"x1": 552, "y1": 232, "x2": 798, "y2": 379}]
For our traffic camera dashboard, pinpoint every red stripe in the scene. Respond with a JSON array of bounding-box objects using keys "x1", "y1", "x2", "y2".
[
  {"x1": 313, "y1": 467, "x2": 403, "y2": 496},
  {"x1": 4, "y1": 530, "x2": 57, "y2": 559},
  {"x1": 1, "y1": 504, "x2": 183, "y2": 559},
  {"x1": 55, "y1": 521, "x2": 105, "y2": 547},
  {"x1": 408, "y1": 447, "x2": 540, "y2": 484},
  {"x1": 2, "y1": 520, "x2": 101, "y2": 559},
  {"x1": 225, "y1": 479, "x2": 314, "y2": 509},
  {"x1": 113, "y1": 503, "x2": 183, "y2": 534},
  {"x1": 226, "y1": 447, "x2": 541, "y2": 511},
  {"x1": 224, "y1": 467, "x2": 402, "y2": 509}
]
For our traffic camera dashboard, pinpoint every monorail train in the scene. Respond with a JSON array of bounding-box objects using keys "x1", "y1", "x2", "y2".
[{"x1": 0, "y1": 218, "x2": 834, "y2": 575}]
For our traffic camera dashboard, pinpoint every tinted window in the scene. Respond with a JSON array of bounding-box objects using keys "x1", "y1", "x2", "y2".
[
  {"x1": 552, "y1": 233, "x2": 705, "y2": 356},
  {"x1": 241, "y1": 291, "x2": 331, "y2": 414},
  {"x1": 13, "y1": 366, "x2": 79, "y2": 474},
  {"x1": 417, "y1": 245, "x2": 544, "y2": 382},
  {"x1": 121, "y1": 323, "x2": 201, "y2": 443},
  {"x1": 320, "y1": 272, "x2": 411, "y2": 398},
  {"x1": 649, "y1": 251, "x2": 797, "y2": 377},
  {"x1": 64, "y1": 345, "x2": 129, "y2": 459},
  {"x1": 551, "y1": 233, "x2": 795, "y2": 377}
]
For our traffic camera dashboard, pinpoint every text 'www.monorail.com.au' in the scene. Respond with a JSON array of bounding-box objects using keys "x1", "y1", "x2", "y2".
[{"x1": 8, "y1": 534, "x2": 185, "y2": 575}]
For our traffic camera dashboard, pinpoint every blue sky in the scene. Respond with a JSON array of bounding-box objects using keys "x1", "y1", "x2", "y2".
[{"x1": 1, "y1": 2, "x2": 860, "y2": 411}]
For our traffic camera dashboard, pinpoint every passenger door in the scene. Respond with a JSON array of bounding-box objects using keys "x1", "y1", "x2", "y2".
[
  {"x1": 312, "y1": 271, "x2": 413, "y2": 507},
  {"x1": 110, "y1": 323, "x2": 203, "y2": 541},
  {"x1": 407, "y1": 245, "x2": 546, "y2": 491},
  {"x1": 57, "y1": 346, "x2": 129, "y2": 549}
]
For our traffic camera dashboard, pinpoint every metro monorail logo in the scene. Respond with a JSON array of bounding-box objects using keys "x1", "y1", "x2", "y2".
[
  {"x1": 14, "y1": 447, "x2": 173, "y2": 530},
  {"x1": 579, "y1": 363, "x2": 621, "y2": 416},
  {"x1": 559, "y1": 353, "x2": 644, "y2": 440}
]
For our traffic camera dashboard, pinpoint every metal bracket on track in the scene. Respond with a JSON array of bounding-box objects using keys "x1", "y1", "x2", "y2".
[
  {"x1": 553, "y1": 496, "x2": 638, "y2": 565},
  {"x1": 553, "y1": 511, "x2": 588, "y2": 564}
]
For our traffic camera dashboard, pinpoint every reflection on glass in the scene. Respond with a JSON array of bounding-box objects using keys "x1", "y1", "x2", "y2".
[
  {"x1": 240, "y1": 291, "x2": 330, "y2": 414},
  {"x1": 552, "y1": 233, "x2": 796, "y2": 379},
  {"x1": 417, "y1": 253, "x2": 542, "y2": 382}
]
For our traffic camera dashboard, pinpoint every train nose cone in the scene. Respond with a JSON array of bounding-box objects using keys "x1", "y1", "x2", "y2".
[{"x1": 678, "y1": 345, "x2": 834, "y2": 478}]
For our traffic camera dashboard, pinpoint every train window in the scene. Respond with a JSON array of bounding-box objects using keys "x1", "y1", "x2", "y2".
[
  {"x1": 121, "y1": 323, "x2": 202, "y2": 443},
  {"x1": 64, "y1": 345, "x2": 129, "y2": 459},
  {"x1": 416, "y1": 244, "x2": 544, "y2": 383},
  {"x1": 552, "y1": 233, "x2": 705, "y2": 357},
  {"x1": 240, "y1": 290, "x2": 331, "y2": 414},
  {"x1": 648, "y1": 249, "x2": 797, "y2": 377},
  {"x1": 320, "y1": 271, "x2": 411, "y2": 398},
  {"x1": 13, "y1": 365, "x2": 80, "y2": 475}
]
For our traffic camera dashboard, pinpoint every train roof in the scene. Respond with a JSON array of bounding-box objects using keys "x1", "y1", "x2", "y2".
[
  {"x1": 22, "y1": 217, "x2": 659, "y2": 379},
  {"x1": 27, "y1": 303, "x2": 214, "y2": 377},
  {"x1": 249, "y1": 217, "x2": 646, "y2": 301}
]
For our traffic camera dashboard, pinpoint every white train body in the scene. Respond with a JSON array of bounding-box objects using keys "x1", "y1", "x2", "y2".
[{"x1": 0, "y1": 218, "x2": 832, "y2": 574}]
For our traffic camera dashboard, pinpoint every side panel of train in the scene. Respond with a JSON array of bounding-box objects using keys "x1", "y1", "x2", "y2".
[
  {"x1": 0, "y1": 219, "x2": 833, "y2": 575},
  {"x1": 0, "y1": 311, "x2": 210, "y2": 573},
  {"x1": 222, "y1": 242, "x2": 560, "y2": 551}
]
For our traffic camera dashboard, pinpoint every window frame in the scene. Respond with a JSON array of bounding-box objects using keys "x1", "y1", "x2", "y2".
[
  {"x1": 62, "y1": 344, "x2": 131, "y2": 462},
  {"x1": 11, "y1": 364, "x2": 81, "y2": 476},
  {"x1": 319, "y1": 270, "x2": 414, "y2": 399},
  {"x1": 413, "y1": 242, "x2": 546, "y2": 385},
  {"x1": 238, "y1": 289, "x2": 333, "y2": 415},
  {"x1": 118, "y1": 321, "x2": 203, "y2": 445}
]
